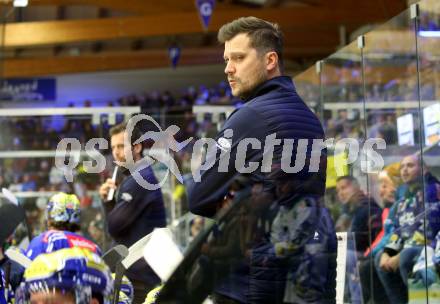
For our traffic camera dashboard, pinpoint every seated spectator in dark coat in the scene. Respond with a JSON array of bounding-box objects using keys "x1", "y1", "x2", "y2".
[
  {"x1": 336, "y1": 176, "x2": 383, "y2": 252},
  {"x1": 336, "y1": 175, "x2": 382, "y2": 303}
]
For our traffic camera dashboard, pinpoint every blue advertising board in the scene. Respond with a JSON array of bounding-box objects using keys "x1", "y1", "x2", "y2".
[{"x1": 0, "y1": 78, "x2": 56, "y2": 101}]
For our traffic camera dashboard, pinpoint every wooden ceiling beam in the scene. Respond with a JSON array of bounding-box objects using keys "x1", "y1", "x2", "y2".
[
  {"x1": 2, "y1": 45, "x2": 335, "y2": 78},
  {"x1": 12, "y1": 0, "x2": 172, "y2": 15},
  {"x1": 2, "y1": 48, "x2": 223, "y2": 77},
  {"x1": 2, "y1": 6, "x2": 400, "y2": 48},
  {"x1": 319, "y1": 0, "x2": 406, "y2": 17},
  {"x1": 12, "y1": 0, "x2": 232, "y2": 15}
]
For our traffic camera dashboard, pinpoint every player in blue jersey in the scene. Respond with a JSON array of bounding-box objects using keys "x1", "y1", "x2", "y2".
[
  {"x1": 15, "y1": 247, "x2": 113, "y2": 304},
  {"x1": 25, "y1": 192, "x2": 101, "y2": 260}
]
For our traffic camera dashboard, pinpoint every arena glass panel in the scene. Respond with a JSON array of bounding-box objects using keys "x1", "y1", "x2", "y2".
[
  {"x1": 154, "y1": 111, "x2": 202, "y2": 249},
  {"x1": 362, "y1": 7, "x2": 431, "y2": 304},
  {"x1": 0, "y1": 109, "x2": 200, "y2": 249},
  {"x1": 321, "y1": 39, "x2": 364, "y2": 304},
  {"x1": 0, "y1": 114, "x2": 120, "y2": 250},
  {"x1": 416, "y1": 0, "x2": 440, "y2": 300},
  {"x1": 294, "y1": 65, "x2": 321, "y2": 116}
]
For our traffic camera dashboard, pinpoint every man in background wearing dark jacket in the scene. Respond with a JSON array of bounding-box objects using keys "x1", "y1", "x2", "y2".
[
  {"x1": 99, "y1": 122, "x2": 166, "y2": 304},
  {"x1": 335, "y1": 176, "x2": 382, "y2": 303},
  {"x1": 335, "y1": 176, "x2": 382, "y2": 253},
  {"x1": 188, "y1": 17, "x2": 336, "y2": 303}
]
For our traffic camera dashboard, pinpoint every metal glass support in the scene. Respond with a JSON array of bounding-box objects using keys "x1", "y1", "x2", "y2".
[
  {"x1": 316, "y1": 60, "x2": 324, "y2": 121},
  {"x1": 411, "y1": 3, "x2": 429, "y2": 302}
]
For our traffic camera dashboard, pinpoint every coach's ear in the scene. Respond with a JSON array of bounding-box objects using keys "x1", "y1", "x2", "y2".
[
  {"x1": 265, "y1": 51, "x2": 279, "y2": 73},
  {"x1": 133, "y1": 142, "x2": 142, "y2": 156}
]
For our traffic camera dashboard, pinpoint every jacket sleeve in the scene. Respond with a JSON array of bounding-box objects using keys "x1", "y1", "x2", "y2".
[
  {"x1": 384, "y1": 203, "x2": 403, "y2": 256},
  {"x1": 188, "y1": 106, "x2": 269, "y2": 218},
  {"x1": 371, "y1": 203, "x2": 398, "y2": 257},
  {"x1": 102, "y1": 198, "x2": 116, "y2": 215},
  {"x1": 107, "y1": 178, "x2": 164, "y2": 237},
  {"x1": 350, "y1": 206, "x2": 369, "y2": 252},
  {"x1": 352, "y1": 205, "x2": 382, "y2": 253}
]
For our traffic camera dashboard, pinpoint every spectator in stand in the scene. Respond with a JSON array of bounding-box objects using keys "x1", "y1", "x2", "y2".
[
  {"x1": 161, "y1": 90, "x2": 175, "y2": 107},
  {"x1": 335, "y1": 176, "x2": 382, "y2": 303},
  {"x1": 0, "y1": 175, "x2": 9, "y2": 190},
  {"x1": 375, "y1": 154, "x2": 440, "y2": 304},
  {"x1": 359, "y1": 165, "x2": 402, "y2": 304},
  {"x1": 335, "y1": 176, "x2": 382, "y2": 243},
  {"x1": 21, "y1": 173, "x2": 36, "y2": 192}
]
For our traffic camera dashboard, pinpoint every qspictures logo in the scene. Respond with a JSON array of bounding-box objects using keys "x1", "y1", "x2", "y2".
[{"x1": 55, "y1": 114, "x2": 386, "y2": 190}]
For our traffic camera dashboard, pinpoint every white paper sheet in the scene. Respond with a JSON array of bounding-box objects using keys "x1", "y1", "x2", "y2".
[{"x1": 143, "y1": 228, "x2": 184, "y2": 282}]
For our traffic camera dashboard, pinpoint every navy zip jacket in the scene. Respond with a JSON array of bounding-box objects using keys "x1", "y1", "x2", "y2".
[
  {"x1": 104, "y1": 166, "x2": 166, "y2": 285},
  {"x1": 189, "y1": 76, "x2": 326, "y2": 217},
  {"x1": 188, "y1": 76, "x2": 333, "y2": 303}
]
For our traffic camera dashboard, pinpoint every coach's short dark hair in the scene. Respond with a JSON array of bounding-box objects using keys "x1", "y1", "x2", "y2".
[
  {"x1": 109, "y1": 122, "x2": 143, "y2": 146},
  {"x1": 218, "y1": 16, "x2": 284, "y2": 69}
]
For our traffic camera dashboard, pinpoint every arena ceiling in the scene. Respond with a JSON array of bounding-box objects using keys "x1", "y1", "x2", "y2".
[{"x1": 0, "y1": 0, "x2": 408, "y2": 77}]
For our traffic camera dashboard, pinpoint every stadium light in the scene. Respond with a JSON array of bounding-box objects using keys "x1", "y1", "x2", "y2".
[
  {"x1": 13, "y1": 0, "x2": 28, "y2": 7},
  {"x1": 419, "y1": 30, "x2": 440, "y2": 38}
]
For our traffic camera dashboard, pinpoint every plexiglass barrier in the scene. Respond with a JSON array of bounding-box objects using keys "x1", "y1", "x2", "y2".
[{"x1": 292, "y1": 2, "x2": 440, "y2": 303}]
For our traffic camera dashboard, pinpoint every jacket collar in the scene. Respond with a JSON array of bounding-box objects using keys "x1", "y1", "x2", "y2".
[{"x1": 243, "y1": 76, "x2": 295, "y2": 102}]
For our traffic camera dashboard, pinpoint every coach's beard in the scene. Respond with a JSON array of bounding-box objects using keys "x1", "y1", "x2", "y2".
[{"x1": 235, "y1": 69, "x2": 269, "y2": 100}]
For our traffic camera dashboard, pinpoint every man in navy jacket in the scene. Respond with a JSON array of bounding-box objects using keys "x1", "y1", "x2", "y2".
[
  {"x1": 188, "y1": 17, "x2": 336, "y2": 303},
  {"x1": 99, "y1": 122, "x2": 166, "y2": 304}
]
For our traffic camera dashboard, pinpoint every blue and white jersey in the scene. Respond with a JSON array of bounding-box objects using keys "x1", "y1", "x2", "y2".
[
  {"x1": 0, "y1": 269, "x2": 6, "y2": 304},
  {"x1": 0, "y1": 268, "x2": 13, "y2": 304},
  {"x1": 26, "y1": 230, "x2": 101, "y2": 260},
  {"x1": 385, "y1": 174, "x2": 440, "y2": 254},
  {"x1": 433, "y1": 230, "x2": 440, "y2": 266}
]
